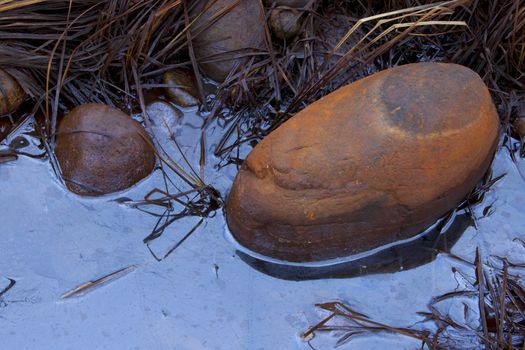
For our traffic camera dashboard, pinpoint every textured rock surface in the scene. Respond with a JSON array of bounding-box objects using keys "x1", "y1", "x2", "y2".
[
  {"x1": 269, "y1": 7, "x2": 303, "y2": 40},
  {"x1": 191, "y1": 0, "x2": 265, "y2": 82},
  {"x1": 0, "y1": 69, "x2": 25, "y2": 116},
  {"x1": 514, "y1": 118, "x2": 525, "y2": 139},
  {"x1": 55, "y1": 103, "x2": 156, "y2": 196},
  {"x1": 162, "y1": 69, "x2": 200, "y2": 107},
  {"x1": 226, "y1": 62, "x2": 500, "y2": 262}
]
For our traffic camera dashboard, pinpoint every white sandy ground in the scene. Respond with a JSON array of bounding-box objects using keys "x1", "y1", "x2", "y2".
[{"x1": 0, "y1": 105, "x2": 524, "y2": 350}]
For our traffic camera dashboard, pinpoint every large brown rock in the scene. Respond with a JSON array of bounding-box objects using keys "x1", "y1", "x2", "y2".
[
  {"x1": 226, "y1": 62, "x2": 500, "y2": 262},
  {"x1": 191, "y1": 0, "x2": 265, "y2": 82},
  {"x1": 0, "y1": 69, "x2": 25, "y2": 116},
  {"x1": 55, "y1": 103, "x2": 156, "y2": 196}
]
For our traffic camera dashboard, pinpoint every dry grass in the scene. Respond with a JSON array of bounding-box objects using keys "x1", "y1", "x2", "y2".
[
  {"x1": 304, "y1": 250, "x2": 525, "y2": 349},
  {"x1": 0, "y1": 0, "x2": 191, "y2": 137},
  {"x1": 213, "y1": 0, "x2": 476, "y2": 157},
  {"x1": 1, "y1": 0, "x2": 522, "y2": 152}
]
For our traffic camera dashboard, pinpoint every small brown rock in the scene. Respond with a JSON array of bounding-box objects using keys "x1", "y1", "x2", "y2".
[
  {"x1": 191, "y1": 0, "x2": 265, "y2": 82},
  {"x1": 513, "y1": 118, "x2": 525, "y2": 139},
  {"x1": 0, "y1": 69, "x2": 25, "y2": 116},
  {"x1": 269, "y1": 7, "x2": 303, "y2": 40},
  {"x1": 226, "y1": 62, "x2": 500, "y2": 262},
  {"x1": 55, "y1": 103, "x2": 156, "y2": 196},
  {"x1": 162, "y1": 69, "x2": 200, "y2": 107}
]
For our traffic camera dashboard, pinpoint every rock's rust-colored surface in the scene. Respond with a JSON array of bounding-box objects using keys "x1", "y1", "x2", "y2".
[
  {"x1": 0, "y1": 69, "x2": 25, "y2": 116},
  {"x1": 162, "y1": 69, "x2": 200, "y2": 107},
  {"x1": 513, "y1": 118, "x2": 525, "y2": 139},
  {"x1": 226, "y1": 62, "x2": 500, "y2": 262},
  {"x1": 191, "y1": 0, "x2": 265, "y2": 82},
  {"x1": 55, "y1": 103, "x2": 156, "y2": 196}
]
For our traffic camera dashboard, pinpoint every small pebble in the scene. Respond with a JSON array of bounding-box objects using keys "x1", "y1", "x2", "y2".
[
  {"x1": 269, "y1": 7, "x2": 303, "y2": 40},
  {"x1": 0, "y1": 69, "x2": 25, "y2": 116},
  {"x1": 162, "y1": 69, "x2": 200, "y2": 107},
  {"x1": 513, "y1": 118, "x2": 525, "y2": 139}
]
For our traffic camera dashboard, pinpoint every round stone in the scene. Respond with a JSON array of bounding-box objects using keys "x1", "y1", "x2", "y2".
[
  {"x1": 269, "y1": 7, "x2": 303, "y2": 40},
  {"x1": 162, "y1": 69, "x2": 200, "y2": 107},
  {"x1": 0, "y1": 69, "x2": 25, "y2": 116},
  {"x1": 513, "y1": 118, "x2": 525, "y2": 139},
  {"x1": 226, "y1": 62, "x2": 500, "y2": 262},
  {"x1": 55, "y1": 103, "x2": 156, "y2": 196},
  {"x1": 191, "y1": 0, "x2": 265, "y2": 82}
]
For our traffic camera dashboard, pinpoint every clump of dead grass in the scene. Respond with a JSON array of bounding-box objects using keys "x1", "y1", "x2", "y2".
[
  {"x1": 213, "y1": 0, "x2": 525, "y2": 160},
  {"x1": 304, "y1": 249, "x2": 525, "y2": 349},
  {"x1": 215, "y1": 0, "x2": 463, "y2": 159},
  {"x1": 0, "y1": 0, "x2": 191, "y2": 139},
  {"x1": 0, "y1": 0, "x2": 522, "y2": 151}
]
